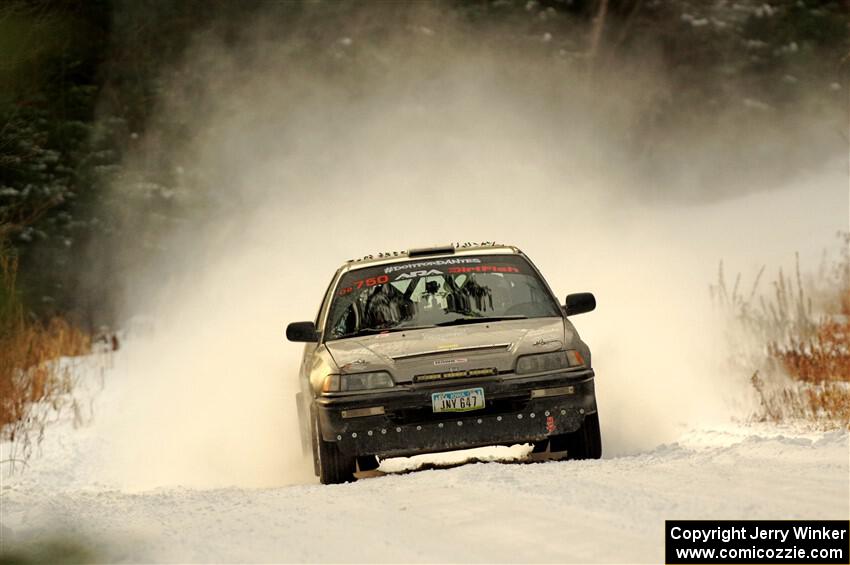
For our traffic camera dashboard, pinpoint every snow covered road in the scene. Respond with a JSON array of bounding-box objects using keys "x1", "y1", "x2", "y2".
[{"x1": 2, "y1": 420, "x2": 847, "y2": 563}]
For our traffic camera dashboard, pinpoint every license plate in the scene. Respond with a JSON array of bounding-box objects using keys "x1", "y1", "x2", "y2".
[{"x1": 431, "y1": 387, "x2": 485, "y2": 413}]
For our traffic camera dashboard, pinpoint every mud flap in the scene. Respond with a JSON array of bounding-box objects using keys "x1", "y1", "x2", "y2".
[
  {"x1": 309, "y1": 403, "x2": 320, "y2": 476},
  {"x1": 296, "y1": 392, "x2": 311, "y2": 455}
]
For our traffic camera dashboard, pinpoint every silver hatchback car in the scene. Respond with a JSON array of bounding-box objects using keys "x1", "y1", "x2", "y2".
[{"x1": 287, "y1": 243, "x2": 600, "y2": 484}]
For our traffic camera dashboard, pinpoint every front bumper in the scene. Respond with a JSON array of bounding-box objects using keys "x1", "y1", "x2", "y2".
[{"x1": 314, "y1": 368, "x2": 597, "y2": 458}]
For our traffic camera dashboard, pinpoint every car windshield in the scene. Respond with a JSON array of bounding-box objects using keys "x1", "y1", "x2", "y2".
[{"x1": 324, "y1": 254, "x2": 561, "y2": 341}]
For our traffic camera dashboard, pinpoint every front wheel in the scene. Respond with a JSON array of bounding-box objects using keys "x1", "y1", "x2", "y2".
[
  {"x1": 549, "y1": 412, "x2": 602, "y2": 460},
  {"x1": 312, "y1": 414, "x2": 356, "y2": 484}
]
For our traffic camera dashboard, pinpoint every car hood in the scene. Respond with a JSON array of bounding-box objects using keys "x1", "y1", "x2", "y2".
[{"x1": 324, "y1": 317, "x2": 568, "y2": 383}]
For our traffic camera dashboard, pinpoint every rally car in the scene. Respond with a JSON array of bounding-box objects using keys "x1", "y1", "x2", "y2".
[{"x1": 287, "y1": 243, "x2": 600, "y2": 484}]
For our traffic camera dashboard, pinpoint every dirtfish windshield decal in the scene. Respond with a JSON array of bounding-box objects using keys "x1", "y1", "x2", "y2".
[{"x1": 448, "y1": 265, "x2": 519, "y2": 273}]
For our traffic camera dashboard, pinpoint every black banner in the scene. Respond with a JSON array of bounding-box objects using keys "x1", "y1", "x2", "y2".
[{"x1": 666, "y1": 520, "x2": 849, "y2": 564}]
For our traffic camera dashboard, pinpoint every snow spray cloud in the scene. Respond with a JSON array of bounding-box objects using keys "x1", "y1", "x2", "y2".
[{"x1": 95, "y1": 3, "x2": 847, "y2": 488}]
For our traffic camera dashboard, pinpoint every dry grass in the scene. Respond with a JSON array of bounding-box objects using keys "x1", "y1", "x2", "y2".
[
  {"x1": 0, "y1": 251, "x2": 91, "y2": 465},
  {"x1": 750, "y1": 372, "x2": 850, "y2": 426},
  {"x1": 714, "y1": 234, "x2": 850, "y2": 427},
  {"x1": 768, "y1": 318, "x2": 850, "y2": 384}
]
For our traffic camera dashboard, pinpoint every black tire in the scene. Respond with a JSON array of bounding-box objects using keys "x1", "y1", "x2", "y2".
[
  {"x1": 549, "y1": 412, "x2": 602, "y2": 460},
  {"x1": 313, "y1": 415, "x2": 356, "y2": 484},
  {"x1": 531, "y1": 439, "x2": 549, "y2": 453},
  {"x1": 356, "y1": 455, "x2": 380, "y2": 472}
]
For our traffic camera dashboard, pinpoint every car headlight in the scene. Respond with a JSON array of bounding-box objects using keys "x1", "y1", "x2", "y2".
[
  {"x1": 322, "y1": 371, "x2": 395, "y2": 393},
  {"x1": 515, "y1": 350, "x2": 584, "y2": 374}
]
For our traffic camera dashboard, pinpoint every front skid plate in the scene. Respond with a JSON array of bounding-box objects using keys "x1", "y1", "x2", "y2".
[{"x1": 331, "y1": 404, "x2": 588, "y2": 458}]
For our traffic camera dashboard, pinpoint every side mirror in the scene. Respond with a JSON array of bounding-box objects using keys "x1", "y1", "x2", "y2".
[
  {"x1": 286, "y1": 321, "x2": 318, "y2": 342},
  {"x1": 565, "y1": 292, "x2": 596, "y2": 316}
]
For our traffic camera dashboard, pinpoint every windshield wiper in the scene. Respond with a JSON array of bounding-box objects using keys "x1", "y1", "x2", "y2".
[
  {"x1": 345, "y1": 325, "x2": 435, "y2": 338},
  {"x1": 435, "y1": 315, "x2": 528, "y2": 327}
]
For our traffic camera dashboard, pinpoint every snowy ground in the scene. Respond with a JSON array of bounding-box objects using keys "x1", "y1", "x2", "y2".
[{"x1": 1, "y1": 356, "x2": 848, "y2": 563}]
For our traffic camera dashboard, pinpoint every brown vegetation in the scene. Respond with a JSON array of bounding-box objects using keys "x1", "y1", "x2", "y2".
[
  {"x1": 750, "y1": 372, "x2": 850, "y2": 426},
  {"x1": 768, "y1": 318, "x2": 850, "y2": 384},
  {"x1": 0, "y1": 250, "x2": 90, "y2": 459},
  {"x1": 714, "y1": 236, "x2": 850, "y2": 427}
]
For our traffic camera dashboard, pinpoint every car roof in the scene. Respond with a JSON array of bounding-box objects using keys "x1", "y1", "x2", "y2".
[{"x1": 338, "y1": 243, "x2": 523, "y2": 275}]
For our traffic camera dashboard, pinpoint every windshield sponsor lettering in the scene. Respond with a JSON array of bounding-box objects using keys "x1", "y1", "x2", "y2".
[
  {"x1": 337, "y1": 274, "x2": 390, "y2": 295},
  {"x1": 384, "y1": 258, "x2": 481, "y2": 274},
  {"x1": 448, "y1": 265, "x2": 519, "y2": 273},
  {"x1": 395, "y1": 269, "x2": 443, "y2": 280}
]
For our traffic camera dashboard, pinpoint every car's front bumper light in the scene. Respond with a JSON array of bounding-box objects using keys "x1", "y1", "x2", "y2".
[
  {"x1": 323, "y1": 371, "x2": 395, "y2": 393},
  {"x1": 515, "y1": 350, "x2": 584, "y2": 374}
]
